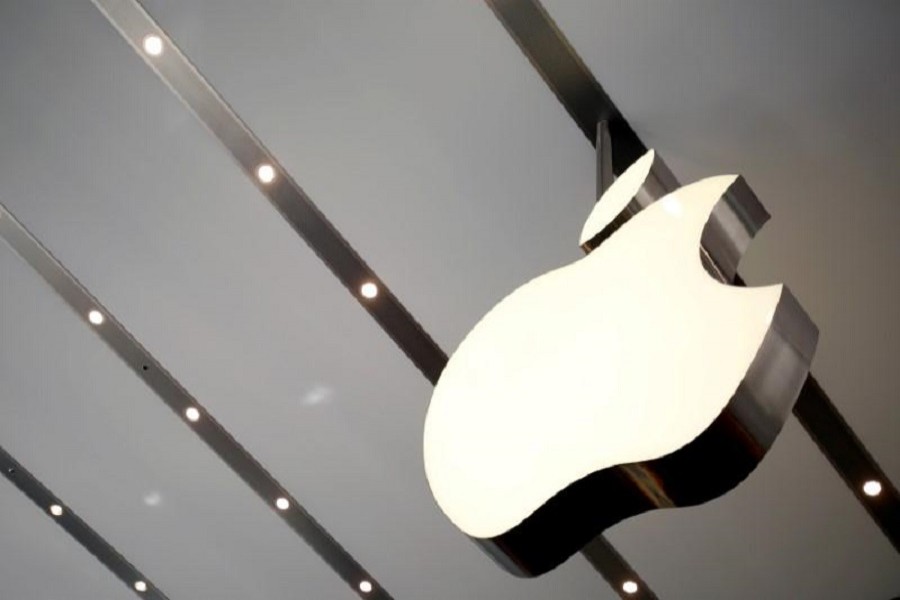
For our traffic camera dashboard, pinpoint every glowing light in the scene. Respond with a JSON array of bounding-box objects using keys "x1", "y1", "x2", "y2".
[
  {"x1": 424, "y1": 149, "x2": 815, "y2": 540},
  {"x1": 275, "y1": 497, "x2": 290, "y2": 510},
  {"x1": 622, "y1": 580, "x2": 639, "y2": 594},
  {"x1": 88, "y1": 310, "x2": 104, "y2": 325},
  {"x1": 359, "y1": 580, "x2": 373, "y2": 593},
  {"x1": 134, "y1": 581, "x2": 147, "y2": 593},
  {"x1": 360, "y1": 282, "x2": 378, "y2": 299},
  {"x1": 49, "y1": 504, "x2": 63, "y2": 517},
  {"x1": 185, "y1": 407, "x2": 201, "y2": 422},
  {"x1": 256, "y1": 164, "x2": 276, "y2": 184},
  {"x1": 303, "y1": 385, "x2": 333, "y2": 406},
  {"x1": 661, "y1": 195, "x2": 682, "y2": 216},
  {"x1": 863, "y1": 480, "x2": 882, "y2": 497},
  {"x1": 142, "y1": 35, "x2": 163, "y2": 57},
  {"x1": 143, "y1": 492, "x2": 162, "y2": 507}
]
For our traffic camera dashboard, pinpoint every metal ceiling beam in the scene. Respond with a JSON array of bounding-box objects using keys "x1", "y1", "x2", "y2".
[
  {"x1": 795, "y1": 376, "x2": 900, "y2": 549},
  {"x1": 483, "y1": 0, "x2": 646, "y2": 175},
  {"x1": 581, "y1": 535, "x2": 657, "y2": 600},
  {"x1": 91, "y1": 0, "x2": 446, "y2": 387},
  {"x1": 0, "y1": 444, "x2": 169, "y2": 599},
  {"x1": 583, "y1": 537, "x2": 658, "y2": 600},
  {"x1": 88, "y1": 0, "x2": 653, "y2": 597},
  {"x1": 483, "y1": 0, "x2": 900, "y2": 554},
  {"x1": 0, "y1": 207, "x2": 391, "y2": 600}
]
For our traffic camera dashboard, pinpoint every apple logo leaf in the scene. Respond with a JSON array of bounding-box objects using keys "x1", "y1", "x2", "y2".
[
  {"x1": 579, "y1": 149, "x2": 658, "y2": 248},
  {"x1": 424, "y1": 150, "x2": 819, "y2": 577}
]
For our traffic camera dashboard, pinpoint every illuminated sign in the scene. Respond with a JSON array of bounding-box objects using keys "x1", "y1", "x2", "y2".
[{"x1": 424, "y1": 151, "x2": 818, "y2": 575}]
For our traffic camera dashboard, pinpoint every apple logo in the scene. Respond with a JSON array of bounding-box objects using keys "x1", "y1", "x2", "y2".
[{"x1": 423, "y1": 150, "x2": 818, "y2": 577}]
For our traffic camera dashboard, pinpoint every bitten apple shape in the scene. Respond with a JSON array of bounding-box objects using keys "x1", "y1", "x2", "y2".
[{"x1": 423, "y1": 150, "x2": 818, "y2": 576}]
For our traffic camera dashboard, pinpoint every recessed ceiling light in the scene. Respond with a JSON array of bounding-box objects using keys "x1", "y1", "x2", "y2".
[
  {"x1": 256, "y1": 163, "x2": 276, "y2": 184},
  {"x1": 863, "y1": 479, "x2": 882, "y2": 497},
  {"x1": 358, "y1": 580, "x2": 373, "y2": 593},
  {"x1": 275, "y1": 497, "x2": 290, "y2": 510},
  {"x1": 49, "y1": 504, "x2": 63, "y2": 517},
  {"x1": 185, "y1": 407, "x2": 201, "y2": 422},
  {"x1": 622, "y1": 580, "x2": 639, "y2": 594},
  {"x1": 360, "y1": 282, "x2": 378, "y2": 299},
  {"x1": 142, "y1": 34, "x2": 163, "y2": 57},
  {"x1": 134, "y1": 580, "x2": 147, "y2": 593},
  {"x1": 88, "y1": 310, "x2": 104, "y2": 325}
]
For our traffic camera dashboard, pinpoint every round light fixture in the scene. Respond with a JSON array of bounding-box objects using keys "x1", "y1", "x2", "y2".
[
  {"x1": 256, "y1": 164, "x2": 276, "y2": 184},
  {"x1": 49, "y1": 504, "x2": 63, "y2": 517},
  {"x1": 863, "y1": 479, "x2": 882, "y2": 497},
  {"x1": 622, "y1": 580, "x2": 639, "y2": 594},
  {"x1": 358, "y1": 580, "x2": 373, "y2": 594},
  {"x1": 142, "y1": 35, "x2": 163, "y2": 57},
  {"x1": 134, "y1": 580, "x2": 148, "y2": 593},
  {"x1": 88, "y1": 310, "x2": 105, "y2": 325},
  {"x1": 360, "y1": 282, "x2": 378, "y2": 299},
  {"x1": 275, "y1": 497, "x2": 290, "y2": 510},
  {"x1": 185, "y1": 407, "x2": 201, "y2": 422}
]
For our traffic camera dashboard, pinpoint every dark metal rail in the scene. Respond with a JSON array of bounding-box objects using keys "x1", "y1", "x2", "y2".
[
  {"x1": 0, "y1": 444, "x2": 169, "y2": 599},
  {"x1": 88, "y1": 0, "x2": 653, "y2": 597},
  {"x1": 0, "y1": 207, "x2": 392, "y2": 600},
  {"x1": 483, "y1": 0, "x2": 900, "y2": 555}
]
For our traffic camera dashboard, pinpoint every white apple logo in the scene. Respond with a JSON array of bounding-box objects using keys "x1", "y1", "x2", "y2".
[{"x1": 423, "y1": 150, "x2": 818, "y2": 576}]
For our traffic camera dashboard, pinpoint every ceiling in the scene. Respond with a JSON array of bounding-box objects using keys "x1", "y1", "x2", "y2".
[{"x1": 0, "y1": 1, "x2": 898, "y2": 598}]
